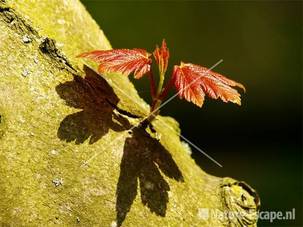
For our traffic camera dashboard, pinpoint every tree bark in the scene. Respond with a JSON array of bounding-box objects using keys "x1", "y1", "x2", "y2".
[{"x1": 0, "y1": 0, "x2": 260, "y2": 226}]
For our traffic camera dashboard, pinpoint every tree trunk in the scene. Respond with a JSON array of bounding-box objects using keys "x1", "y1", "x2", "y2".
[{"x1": 0, "y1": 0, "x2": 260, "y2": 226}]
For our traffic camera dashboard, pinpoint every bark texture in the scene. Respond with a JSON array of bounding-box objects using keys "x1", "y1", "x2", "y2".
[{"x1": 0, "y1": 0, "x2": 260, "y2": 226}]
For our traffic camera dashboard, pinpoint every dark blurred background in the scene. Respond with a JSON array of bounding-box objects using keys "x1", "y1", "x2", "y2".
[{"x1": 81, "y1": 1, "x2": 302, "y2": 226}]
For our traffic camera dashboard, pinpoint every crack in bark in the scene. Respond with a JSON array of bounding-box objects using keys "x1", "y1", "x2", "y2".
[
  {"x1": 39, "y1": 37, "x2": 77, "y2": 74},
  {"x1": 0, "y1": 4, "x2": 77, "y2": 74},
  {"x1": 0, "y1": 6, "x2": 38, "y2": 37},
  {"x1": 1, "y1": 4, "x2": 140, "y2": 119}
]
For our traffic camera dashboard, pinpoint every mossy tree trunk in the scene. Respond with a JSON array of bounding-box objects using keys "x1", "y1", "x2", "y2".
[{"x1": 0, "y1": 0, "x2": 260, "y2": 226}]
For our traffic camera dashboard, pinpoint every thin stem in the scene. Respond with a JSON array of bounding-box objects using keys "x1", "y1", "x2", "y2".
[
  {"x1": 156, "y1": 72, "x2": 165, "y2": 96},
  {"x1": 148, "y1": 68, "x2": 162, "y2": 121},
  {"x1": 148, "y1": 70, "x2": 156, "y2": 100},
  {"x1": 149, "y1": 72, "x2": 174, "y2": 122},
  {"x1": 148, "y1": 98, "x2": 162, "y2": 123},
  {"x1": 159, "y1": 74, "x2": 174, "y2": 100}
]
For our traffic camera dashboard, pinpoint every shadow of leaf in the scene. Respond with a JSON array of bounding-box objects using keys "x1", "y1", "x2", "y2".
[
  {"x1": 56, "y1": 65, "x2": 184, "y2": 226},
  {"x1": 56, "y1": 66, "x2": 127, "y2": 144},
  {"x1": 116, "y1": 127, "x2": 184, "y2": 226}
]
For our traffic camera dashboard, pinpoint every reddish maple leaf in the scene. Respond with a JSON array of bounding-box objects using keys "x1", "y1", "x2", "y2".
[
  {"x1": 172, "y1": 63, "x2": 245, "y2": 107},
  {"x1": 153, "y1": 39, "x2": 170, "y2": 75},
  {"x1": 78, "y1": 40, "x2": 246, "y2": 118},
  {"x1": 78, "y1": 48, "x2": 152, "y2": 79}
]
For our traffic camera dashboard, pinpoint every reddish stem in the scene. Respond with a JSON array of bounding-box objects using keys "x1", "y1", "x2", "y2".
[
  {"x1": 159, "y1": 74, "x2": 174, "y2": 100},
  {"x1": 148, "y1": 98, "x2": 161, "y2": 123},
  {"x1": 148, "y1": 69, "x2": 156, "y2": 100},
  {"x1": 148, "y1": 73, "x2": 174, "y2": 122}
]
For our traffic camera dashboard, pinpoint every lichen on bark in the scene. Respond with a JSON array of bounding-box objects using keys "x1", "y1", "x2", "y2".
[{"x1": 0, "y1": 0, "x2": 260, "y2": 226}]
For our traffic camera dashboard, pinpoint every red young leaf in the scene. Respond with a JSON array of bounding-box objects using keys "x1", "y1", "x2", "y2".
[
  {"x1": 153, "y1": 39, "x2": 170, "y2": 75},
  {"x1": 172, "y1": 63, "x2": 245, "y2": 107},
  {"x1": 78, "y1": 48, "x2": 152, "y2": 79}
]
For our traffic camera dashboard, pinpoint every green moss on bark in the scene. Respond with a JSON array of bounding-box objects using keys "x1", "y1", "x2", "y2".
[{"x1": 0, "y1": 0, "x2": 260, "y2": 226}]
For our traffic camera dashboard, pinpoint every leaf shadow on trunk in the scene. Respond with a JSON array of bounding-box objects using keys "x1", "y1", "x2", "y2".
[
  {"x1": 56, "y1": 66, "x2": 128, "y2": 144},
  {"x1": 55, "y1": 65, "x2": 184, "y2": 226},
  {"x1": 116, "y1": 127, "x2": 184, "y2": 226}
]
